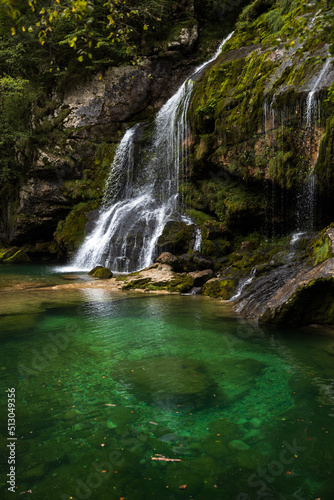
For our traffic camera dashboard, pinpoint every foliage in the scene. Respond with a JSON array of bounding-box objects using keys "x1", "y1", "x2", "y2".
[
  {"x1": 0, "y1": 76, "x2": 35, "y2": 183},
  {"x1": 0, "y1": 0, "x2": 183, "y2": 71}
]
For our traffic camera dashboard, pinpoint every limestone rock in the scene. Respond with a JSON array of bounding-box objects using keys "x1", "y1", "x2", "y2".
[
  {"x1": 189, "y1": 269, "x2": 214, "y2": 286},
  {"x1": 259, "y1": 259, "x2": 334, "y2": 326},
  {"x1": 168, "y1": 24, "x2": 198, "y2": 52},
  {"x1": 156, "y1": 252, "x2": 179, "y2": 266}
]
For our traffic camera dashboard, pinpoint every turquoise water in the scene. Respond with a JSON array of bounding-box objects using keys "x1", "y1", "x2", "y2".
[{"x1": 0, "y1": 266, "x2": 334, "y2": 499}]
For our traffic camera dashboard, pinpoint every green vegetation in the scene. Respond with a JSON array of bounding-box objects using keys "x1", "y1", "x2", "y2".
[{"x1": 54, "y1": 200, "x2": 99, "y2": 254}]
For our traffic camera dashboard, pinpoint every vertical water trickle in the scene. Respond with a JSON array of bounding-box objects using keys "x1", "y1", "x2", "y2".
[
  {"x1": 263, "y1": 95, "x2": 278, "y2": 238},
  {"x1": 70, "y1": 33, "x2": 233, "y2": 272},
  {"x1": 297, "y1": 57, "x2": 331, "y2": 231}
]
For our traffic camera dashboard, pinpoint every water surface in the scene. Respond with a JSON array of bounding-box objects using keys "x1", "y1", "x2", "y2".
[{"x1": 0, "y1": 266, "x2": 333, "y2": 499}]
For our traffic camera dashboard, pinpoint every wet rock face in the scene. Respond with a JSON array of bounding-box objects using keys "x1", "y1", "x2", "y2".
[
  {"x1": 1, "y1": 50, "x2": 199, "y2": 249},
  {"x1": 235, "y1": 252, "x2": 334, "y2": 327},
  {"x1": 259, "y1": 261, "x2": 334, "y2": 327},
  {"x1": 62, "y1": 56, "x2": 196, "y2": 131},
  {"x1": 157, "y1": 221, "x2": 197, "y2": 255}
]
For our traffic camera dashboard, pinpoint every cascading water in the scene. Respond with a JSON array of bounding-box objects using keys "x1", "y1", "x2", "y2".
[
  {"x1": 69, "y1": 33, "x2": 233, "y2": 272},
  {"x1": 297, "y1": 57, "x2": 331, "y2": 231}
]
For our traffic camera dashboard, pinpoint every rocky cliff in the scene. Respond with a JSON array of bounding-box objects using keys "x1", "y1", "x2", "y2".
[{"x1": 1, "y1": 0, "x2": 334, "y2": 326}]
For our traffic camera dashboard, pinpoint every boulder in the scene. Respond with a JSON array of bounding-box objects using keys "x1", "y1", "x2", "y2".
[
  {"x1": 89, "y1": 266, "x2": 113, "y2": 279},
  {"x1": 189, "y1": 269, "x2": 214, "y2": 287},
  {"x1": 202, "y1": 278, "x2": 237, "y2": 299},
  {"x1": 156, "y1": 252, "x2": 179, "y2": 267},
  {"x1": 193, "y1": 253, "x2": 214, "y2": 270},
  {"x1": 157, "y1": 221, "x2": 196, "y2": 255}
]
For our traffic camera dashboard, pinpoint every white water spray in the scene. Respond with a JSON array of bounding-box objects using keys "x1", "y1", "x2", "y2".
[{"x1": 66, "y1": 33, "x2": 233, "y2": 272}]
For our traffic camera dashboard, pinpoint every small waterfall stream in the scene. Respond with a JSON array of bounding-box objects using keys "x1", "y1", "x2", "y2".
[
  {"x1": 297, "y1": 57, "x2": 331, "y2": 231},
  {"x1": 69, "y1": 34, "x2": 233, "y2": 272}
]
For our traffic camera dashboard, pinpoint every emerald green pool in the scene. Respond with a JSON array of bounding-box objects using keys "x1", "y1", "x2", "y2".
[{"x1": 0, "y1": 265, "x2": 333, "y2": 499}]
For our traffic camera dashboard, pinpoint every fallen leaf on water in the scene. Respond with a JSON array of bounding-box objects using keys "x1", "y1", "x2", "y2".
[
  {"x1": 151, "y1": 456, "x2": 182, "y2": 462},
  {"x1": 286, "y1": 471, "x2": 291, "y2": 475}
]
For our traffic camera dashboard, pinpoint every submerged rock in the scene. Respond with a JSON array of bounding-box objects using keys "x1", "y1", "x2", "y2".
[{"x1": 111, "y1": 357, "x2": 220, "y2": 409}]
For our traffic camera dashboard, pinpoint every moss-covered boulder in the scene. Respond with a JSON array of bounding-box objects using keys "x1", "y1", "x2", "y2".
[
  {"x1": 54, "y1": 201, "x2": 100, "y2": 256},
  {"x1": 202, "y1": 238, "x2": 232, "y2": 259},
  {"x1": 167, "y1": 274, "x2": 194, "y2": 293},
  {"x1": 4, "y1": 248, "x2": 31, "y2": 263},
  {"x1": 202, "y1": 277, "x2": 237, "y2": 299},
  {"x1": 89, "y1": 266, "x2": 113, "y2": 279},
  {"x1": 157, "y1": 221, "x2": 196, "y2": 255}
]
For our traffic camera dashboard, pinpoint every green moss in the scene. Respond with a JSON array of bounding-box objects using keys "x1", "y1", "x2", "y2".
[
  {"x1": 157, "y1": 221, "x2": 195, "y2": 255},
  {"x1": 0, "y1": 247, "x2": 19, "y2": 262},
  {"x1": 308, "y1": 231, "x2": 334, "y2": 266},
  {"x1": 167, "y1": 275, "x2": 194, "y2": 293},
  {"x1": 55, "y1": 201, "x2": 99, "y2": 253},
  {"x1": 202, "y1": 278, "x2": 237, "y2": 299},
  {"x1": 202, "y1": 239, "x2": 231, "y2": 259},
  {"x1": 90, "y1": 267, "x2": 113, "y2": 279},
  {"x1": 122, "y1": 278, "x2": 152, "y2": 289},
  {"x1": 5, "y1": 248, "x2": 31, "y2": 263},
  {"x1": 316, "y1": 112, "x2": 334, "y2": 193}
]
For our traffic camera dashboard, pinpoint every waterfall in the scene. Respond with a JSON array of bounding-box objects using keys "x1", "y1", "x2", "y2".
[
  {"x1": 297, "y1": 57, "x2": 331, "y2": 231},
  {"x1": 68, "y1": 33, "x2": 233, "y2": 273},
  {"x1": 229, "y1": 268, "x2": 256, "y2": 302},
  {"x1": 306, "y1": 58, "x2": 331, "y2": 130}
]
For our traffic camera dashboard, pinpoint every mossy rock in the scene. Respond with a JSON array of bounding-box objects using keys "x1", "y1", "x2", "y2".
[
  {"x1": 202, "y1": 278, "x2": 237, "y2": 299},
  {"x1": 0, "y1": 247, "x2": 19, "y2": 262},
  {"x1": 89, "y1": 266, "x2": 113, "y2": 279},
  {"x1": 55, "y1": 201, "x2": 100, "y2": 254},
  {"x1": 167, "y1": 274, "x2": 194, "y2": 293},
  {"x1": 202, "y1": 239, "x2": 231, "y2": 259},
  {"x1": 157, "y1": 221, "x2": 196, "y2": 255},
  {"x1": 122, "y1": 278, "x2": 152, "y2": 289},
  {"x1": 202, "y1": 220, "x2": 228, "y2": 240},
  {"x1": 5, "y1": 248, "x2": 31, "y2": 263},
  {"x1": 88, "y1": 265, "x2": 103, "y2": 276},
  {"x1": 308, "y1": 230, "x2": 334, "y2": 266}
]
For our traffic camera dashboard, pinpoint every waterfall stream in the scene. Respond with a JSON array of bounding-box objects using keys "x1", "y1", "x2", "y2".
[
  {"x1": 68, "y1": 33, "x2": 233, "y2": 273},
  {"x1": 298, "y1": 57, "x2": 331, "y2": 231}
]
